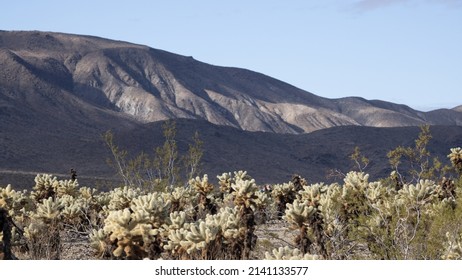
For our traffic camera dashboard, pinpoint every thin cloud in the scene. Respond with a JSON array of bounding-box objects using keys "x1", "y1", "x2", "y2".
[
  {"x1": 354, "y1": 0, "x2": 411, "y2": 11},
  {"x1": 429, "y1": 0, "x2": 462, "y2": 7},
  {"x1": 353, "y1": 0, "x2": 462, "y2": 11}
]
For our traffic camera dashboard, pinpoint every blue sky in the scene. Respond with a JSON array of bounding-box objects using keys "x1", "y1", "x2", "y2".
[{"x1": 2, "y1": 0, "x2": 461, "y2": 110}]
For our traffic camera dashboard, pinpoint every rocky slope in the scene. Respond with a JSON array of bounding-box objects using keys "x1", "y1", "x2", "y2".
[
  {"x1": 1, "y1": 30, "x2": 461, "y2": 135},
  {"x1": 2, "y1": 117, "x2": 461, "y2": 187}
]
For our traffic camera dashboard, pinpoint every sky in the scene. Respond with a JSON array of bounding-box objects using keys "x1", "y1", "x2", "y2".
[{"x1": 1, "y1": 0, "x2": 461, "y2": 111}]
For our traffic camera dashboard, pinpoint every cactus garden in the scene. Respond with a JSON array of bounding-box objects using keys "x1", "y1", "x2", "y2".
[{"x1": 1, "y1": 125, "x2": 462, "y2": 260}]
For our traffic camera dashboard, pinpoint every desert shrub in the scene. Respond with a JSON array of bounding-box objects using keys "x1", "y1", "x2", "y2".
[{"x1": 103, "y1": 121, "x2": 204, "y2": 192}]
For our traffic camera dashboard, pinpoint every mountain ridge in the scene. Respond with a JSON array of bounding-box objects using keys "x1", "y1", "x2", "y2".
[
  {"x1": 2, "y1": 117, "x2": 461, "y2": 187},
  {"x1": 1, "y1": 30, "x2": 462, "y2": 187},
  {"x1": 2, "y1": 30, "x2": 461, "y2": 134}
]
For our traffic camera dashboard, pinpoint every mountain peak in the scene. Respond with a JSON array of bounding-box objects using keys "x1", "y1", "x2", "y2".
[{"x1": 453, "y1": 105, "x2": 462, "y2": 112}]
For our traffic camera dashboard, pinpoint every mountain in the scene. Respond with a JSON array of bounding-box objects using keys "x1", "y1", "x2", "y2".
[
  {"x1": 115, "y1": 121, "x2": 462, "y2": 184},
  {"x1": 1, "y1": 31, "x2": 461, "y2": 187},
  {"x1": 1, "y1": 117, "x2": 461, "y2": 187},
  {"x1": 1, "y1": 30, "x2": 461, "y2": 135}
]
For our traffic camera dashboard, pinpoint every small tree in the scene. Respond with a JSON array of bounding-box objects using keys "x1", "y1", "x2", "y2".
[
  {"x1": 183, "y1": 131, "x2": 204, "y2": 182},
  {"x1": 104, "y1": 121, "x2": 204, "y2": 191},
  {"x1": 387, "y1": 125, "x2": 446, "y2": 186},
  {"x1": 103, "y1": 130, "x2": 132, "y2": 186},
  {"x1": 350, "y1": 146, "x2": 370, "y2": 172},
  {"x1": 153, "y1": 120, "x2": 179, "y2": 189}
]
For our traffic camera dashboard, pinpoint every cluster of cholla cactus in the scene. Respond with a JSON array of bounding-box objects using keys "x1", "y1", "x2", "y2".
[
  {"x1": 1, "y1": 185, "x2": 32, "y2": 218},
  {"x1": 163, "y1": 172, "x2": 269, "y2": 259},
  {"x1": 164, "y1": 206, "x2": 243, "y2": 259},
  {"x1": 280, "y1": 166, "x2": 462, "y2": 260},
  {"x1": 2, "y1": 145, "x2": 462, "y2": 260},
  {"x1": 87, "y1": 170, "x2": 269, "y2": 259},
  {"x1": 89, "y1": 190, "x2": 171, "y2": 259},
  {"x1": 0, "y1": 174, "x2": 104, "y2": 259}
]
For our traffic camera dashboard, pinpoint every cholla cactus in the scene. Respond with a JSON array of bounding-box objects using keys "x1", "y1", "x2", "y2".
[
  {"x1": 24, "y1": 219, "x2": 47, "y2": 241},
  {"x1": 181, "y1": 220, "x2": 220, "y2": 256},
  {"x1": 318, "y1": 183, "x2": 342, "y2": 236},
  {"x1": 102, "y1": 208, "x2": 160, "y2": 259},
  {"x1": 190, "y1": 175, "x2": 214, "y2": 196},
  {"x1": 233, "y1": 170, "x2": 252, "y2": 181},
  {"x1": 157, "y1": 211, "x2": 186, "y2": 257},
  {"x1": 79, "y1": 187, "x2": 97, "y2": 200},
  {"x1": 31, "y1": 174, "x2": 58, "y2": 202},
  {"x1": 396, "y1": 180, "x2": 438, "y2": 207},
  {"x1": 211, "y1": 207, "x2": 242, "y2": 241},
  {"x1": 0, "y1": 185, "x2": 31, "y2": 218},
  {"x1": 264, "y1": 246, "x2": 321, "y2": 260},
  {"x1": 31, "y1": 174, "x2": 80, "y2": 203},
  {"x1": 0, "y1": 185, "x2": 18, "y2": 210},
  {"x1": 364, "y1": 181, "x2": 388, "y2": 203},
  {"x1": 164, "y1": 206, "x2": 245, "y2": 259},
  {"x1": 59, "y1": 195, "x2": 89, "y2": 226},
  {"x1": 272, "y1": 182, "x2": 297, "y2": 219},
  {"x1": 340, "y1": 172, "x2": 370, "y2": 219},
  {"x1": 163, "y1": 186, "x2": 192, "y2": 212},
  {"x1": 298, "y1": 183, "x2": 325, "y2": 207},
  {"x1": 230, "y1": 178, "x2": 261, "y2": 258},
  {"x1": 167, "y1": 211, "x2": 187, "y2": 230},
  {"x1": 95, "y1": 191, "x2": 111, "y2": 209},
  {"x1": 106, "y1": 186, "x2": 141, "y2": 211},
  {"x1": 217, "y1": 172, "x2": 233, "y2": 195},
  {"x1": 255, "y1": 190, "x2": 271, "y2": 207},
  {"x1": 13, "y1": 166, "x2": 462, "y2": 260},
  {"x1": 254, "y1": 190, "x2": 271, "y2": 222},
  {"x1": 54, "y1": 179, "x2": 79, "y2": 198},
  {"x1": 362, "y1": 181, "x2": 396, "y2": 225},
  {"x1": 284, "y1": 199, "x2": 315, "y2": 227},
  {"x1": 189, "y1": 175, "x2": 216, "y2": 215},
  {"x1": 25, "y1": 197, "x2": 63, "y2": 259},
  {"x1": 34, "y1": 197, "x2": 62, "y2": 222},
  {"x1": 89, "y1": 229, "x2": 109, "y2": 258},
  {"x1": 284, "y1": 199, "x2": 316, "y2": 255},
  {"x1": 231, "y1": 179, "x2": 259, "y2": 210},
  {"x1": 286, "y1": 183, "x2": 330, "y2": 257},
  {"x1": 167, "y1": 219, "x2": 220, "y2": 259},
  {"x1": 92, "y1": 191, "x2": 171, "y2": 259},
  {"x1": 448, "y1": 147, "x2": 462, "y2": 174},
  {"x1": 164, "y1": 226, "x2": 190, "y2": 258},
  {"x1": 130, "y1": 193, "x2": 171, "y2": 228},
  {"x1": 343, "y1": 171, "x2": 369, "y2": 196},
  {"x1": 272, "y1": 182, "x2": 296, "y2": 198},
  {"x1": 442, "y1": 232, "x2": 462, "y2": 260}
]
